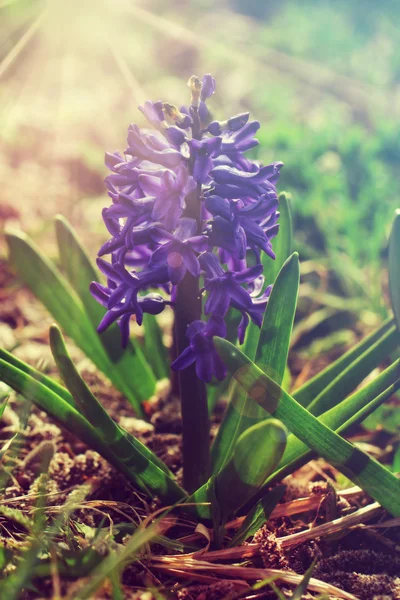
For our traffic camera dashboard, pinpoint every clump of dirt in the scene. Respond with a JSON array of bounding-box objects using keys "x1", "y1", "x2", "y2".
[{"x1": 314, "y1": 550, "x2": 400, "y2": 599}]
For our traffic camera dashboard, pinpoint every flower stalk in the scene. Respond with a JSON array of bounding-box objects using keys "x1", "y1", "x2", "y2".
[
  {"x1": 175, "y1": 181, "x2": 210, "y2": 491},
  {"x1": 90, "y1": 73, "x2": 282, "y2": 493}
]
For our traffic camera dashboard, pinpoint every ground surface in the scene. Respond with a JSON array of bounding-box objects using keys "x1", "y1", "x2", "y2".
[{"x1": 0, "y1": 259, "x2": 400, "y2": 599}]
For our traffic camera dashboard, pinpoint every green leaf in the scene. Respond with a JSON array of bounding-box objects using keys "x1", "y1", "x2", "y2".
[
  {"x1": 215, "y1": 338, "x2": 400, "y2": 516},
  {"x1": 0, "y1": 397, "x2": 8, "y2": 420},
  {"x1": 291, "y1": 559, "x2": 317, "y2": 600},
  {"x1": 142, "y1": 313, "x2": 168, "y2": 380},
  {"x1": 207, "y1": 375, "x2": 230, "y2": 414},
  {"x1": 6, "y1": 229, "x2": 154, "y2": 415},
  {"x1": 49, "y1": 325, "x2": 185, "y2": 503},
  {"x1": 256, "y1": 372, "x2": 400, "y2": 502},
  {"x1": 362, "y1": 402, "x2": 400, "y2": 434},
  {"x1": 229, "y1": 484, "x2": 286, "y2": 547},
  {"x1": 292, "y1": 317, "x2": 396, "y2": 407},
  {"x1": 242, "y1": 193, "x2": 293, "y2": 362},
  {"x1": 190, "y1": 419, "x2": 287, "y2": 521},
  {"x1": 389, "y1": 209, "x2": 400, "y2": 332},
  {"x1": 211, "y1": 252, "x2": 299, "y2": 473},
  {"x1": 55, "y1": 216, "x2": 156, "y2": 399},
  {"x1": 0, "y1": 359, "x2": 116, "y2": 469},
  {"x1": 74, "y1": 523, "x2": 158, "y2": 600},
  {"x1": 215, "y1": 419, "x2": 287, "y2": 517},
  {"x1": 263, "y1": 192, "x2": 293, "y2": 286},
  {"x1": 6, "y1": 229, "x2": 96, "y2": 358},
  {"x1": 280, "y1": 359, "x2": 400, "y2": 471},
  {"x1": 0, "y1": 354, "x2": 184, "y2": 504},
  {"x1": 0, "y1": 347, "x2": 74, "y2": 407},
  {"x1": 393, "y1": 446, "x2": 400, "y2": 473},
  {"x1": 305, "y1": 324, "x2": 399, "y2": 417}
]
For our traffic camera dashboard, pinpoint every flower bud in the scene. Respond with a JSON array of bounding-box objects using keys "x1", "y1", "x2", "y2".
[{"x1": 187, "y1": 75, "x2": 202, "y2": 107}]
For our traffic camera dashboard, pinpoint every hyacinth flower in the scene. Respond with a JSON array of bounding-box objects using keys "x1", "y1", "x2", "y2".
[{"x1": 89, "y1": 73, "x2": 283, "y2": 491}]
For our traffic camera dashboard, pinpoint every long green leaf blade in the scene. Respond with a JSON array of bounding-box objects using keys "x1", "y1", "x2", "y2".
[
  {"x1": 0, "y1": 347, "x2": 74, "y2": 407},
  {"x1": 55, "y1": 216, "x2": 157, "y2": 393},
  {"x1": 263, "y1": 192, "x2": 293, "y2": 287},
  {"x1": 215, "y1": 338, "x2": 400, "y2": 516},
  {"x1": 389, "y1": 209, "x2": 400, "y2": 332},
  {"x1": 142, "y1": 313, "x2": 168, "y2": 380},
  {"x1": 211, "y1": 252, "x2": 299, "y2": 473},
  {"x1": 281, "y1": 359, "x2": 400, "y2": 469},
  {"x1": 0, "y1": 359, "x2": 181, "y2": 500},
  {"x1": 6, "y1": 229, "x2": 97, "y2": 359},
  {"x1": 6, "y1": 229, "x2": 150, "y2": 414},
  {"x1": 254, "y1": 377, "x2": 400, "y2": 504},
  {"x1": 0, "y1": 360, "x2": 121, "y2": 472},
  {"x1": 292, "y1": 317, "x2": 395, "y2": 407},
  {"x1": 306, "y1": 325, "x2": 399, "y2": 416},
  {"x1": 49, "y1": 325, "x2": 185, "y2": 502}
]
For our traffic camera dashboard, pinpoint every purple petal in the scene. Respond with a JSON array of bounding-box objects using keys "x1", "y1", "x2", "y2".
[
  {"x1": 90, "y1": 282, "x2": 110, "y2": 306},
  {"x1": 204, "y1": 286, "x2": 223, "y2": 315},
  {"x1": 97, "y1": 308, "x2": 125, "y2": 333},
  {"x1": 118, "y1": 314, "x2": 131, "y2": 348},
  {"x1": 96, "y1": 258, "x2": 120, "y2": 282},
  {"x1": 193, "y1": 154, "x2": 213, "y2": 184},
  {"x1": 201, "y1": 74, "x2": 216, "y2": 101},
  {"x1": 188, "y1": 235, "x2": 209, "y2": 253},
  {"x1": 175, "y1": 217, "x2": 197, "y2": 241},
  {"x1": 181, "y1": 247, "x2": 201, "y2": 277},
  {"x1": 206, "y1": 316, "x2": 227, "y2": 338},
  {"x1": 196, "y1": 351, "x2": 214, "y2": 382},
  {"x1": 171, "y1": 346, "x2": 196, "y2": 371},
  {"x1": 186, "y1": 320, "x2": 206, "y2": 339},
  {"x1": 139, "y1": 174, "x2": 163, "y2": 197},
  {"x1": 226, "y1": 282, "x2": 253, "y2": 309},
  {"x1": 168, "y1": 257, "x2": 187, "y2": 285},
  {"x1": 107, "y1": 284, "x2": 128, "y2": 309},
  {"x1": 234, "y1": 264, "x2": 263, "y2": 284}
]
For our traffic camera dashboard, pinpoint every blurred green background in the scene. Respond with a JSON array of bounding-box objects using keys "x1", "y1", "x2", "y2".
[{"x1": 1, "y1": 0, "x2": 399, "y2": 359}]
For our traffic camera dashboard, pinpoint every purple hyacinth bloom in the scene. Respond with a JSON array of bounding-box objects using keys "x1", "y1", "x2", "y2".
[
  {"x1": 171, "y1": 317, "x2": 227, "y2": 382},
  {"x1": 198, "y1": 74, "x2": 216, "y2": 126},
  {"x1": 188, "y1": 136, "x2": 222, "y2": 184},
  {"x1": 139, "y1": 100, "x2": 165, "y2": 127},
  {"x1": 139, "y1": 165, "x2": 196, "y2": 230},
  {"x1": 126, "y1": 125, "x2": 183, "y2": 169},
  {"x1": 91, "y1": 279, "x2": 172, "y2": 347},
  {"x1": 206, "y1": 194, "x2": 279, "y2": 261},
  {"x1": 220, "y1": 120, "x2": 260, "y2": 154},
  {"x1": 200, "y1": 252, "x2": 263, "y2": 318},
  {"x1": 150, "y1": 218, "x2": 208, "y2": 284},
  {"x1": 208, "y1": 112, "x2": 250, "y2": 136},
  {"x1": 201, "y1": 74, "x2": 216, "y2": 101},
  {"x1": 92, "y1": 72, "x2": 282, "y2": 380}
]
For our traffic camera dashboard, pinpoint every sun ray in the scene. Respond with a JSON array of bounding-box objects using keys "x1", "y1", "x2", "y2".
[
  {"x1": 108, "y1": 41, "x2": 147, "y2": 105},
  {"x1": 0, "y1": 33, "x2": 42, "y2": 138},
  {"x1": 0, "y1": 8, "x2": 46, "y2": 81},
  {"x1": 0, "y1": 0, "x2": 24, "y2": 8}
]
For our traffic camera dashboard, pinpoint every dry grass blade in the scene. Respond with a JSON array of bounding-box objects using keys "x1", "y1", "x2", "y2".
[
  {"x1": 279, "y1": 502, "x2": 382, "y2": 549},
  {"x1": 175, "y1": 501, "x2": 382, "y2": 564},
  {"x1": 152, "y1": 557, "x2": 358, "y2": 599}
]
